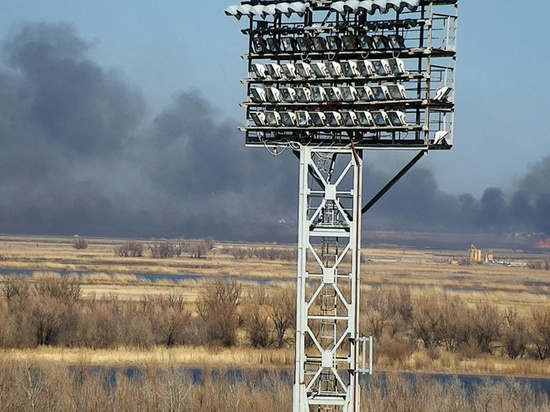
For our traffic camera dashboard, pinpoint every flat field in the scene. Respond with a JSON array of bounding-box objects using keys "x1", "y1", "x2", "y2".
[{"x1": 1, "y1": 235, "x2": 550, "y2": 378}]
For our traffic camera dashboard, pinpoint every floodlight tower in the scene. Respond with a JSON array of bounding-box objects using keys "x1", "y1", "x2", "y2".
[{"x1": 225, "y1": 1, "x2": 458, "y2": 411}]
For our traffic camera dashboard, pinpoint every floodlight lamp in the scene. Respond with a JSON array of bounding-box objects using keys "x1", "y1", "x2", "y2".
[
  {"x1": 341, "y1": 110, "x2": 358, "y2": 126},
  {"x1": 434, "y1": 86, "x2": 452, "y2": 102},
  {"x1": 311, "y1": 37, "x2": 328, "y2": 52},
  {"x1": 281, "y1": 111, "x2": 297, "y2": 127},
  {"x1": 372, "y1": 0, "x2": 391, "y2": 13},
  {"x1": 340, "y1": 86, "x2": 358, "y2": 102},
  {"x1": 296, "y1": 111, "x2": 312, "y2": 127},
  {"x1": 386, "y1": 0, "x2": 406, "y2": 13},
  {"x1": 403, "y1": 0, "x2": 420, "y2": 12},
  {"x1": 296, "y1": 37, "x2": 312, "y2": 52},
  {"x1": 310, "y1": 112, "x2": 326, "y2": 127},
  {"x1": 386, "y1": 84, "x2": 407, "y2": 100},
  {"x1": 388, "y1": 34, "x2": 406, "y2": 49},
  {"x1": 295, "y1": 87, "x2": 312, "y2": 103},
  {"x1": 342, "y1": 35, "x2": 358, "y2": 51},
  {"x1": 265, "y1": 111, "x2": 282, "y2": 126},
  {"x1": 388, "y1": 58, "x2": 406, "y2": 75},
  {"x1": 265, "y1": 87, "x2": 283, "y2": 103},
  {"x1": 371, "y1": 85, "x2": 389, "y2": 100},
  {"x1": 296, "y1": 62, "x2": 314, "y2": 78},
  {"x1": 326, "y1": 87, "x2": 342, "y2": 102},
  {"x1": 311, "y1": 62, "x2": 328, "y2": 78},
  {"x1": 281, "y1": 63, "x2": 297, "y2": 79},
  {"x1": 356, "y1": 110, "x2": 374, "y2": 126},
  {"x1": 250, "y1": 111, "x2": 266, "y2": 126},
  {"x1": 327, "y1": 36, "x2": 342, "y2": 51},
  {"x1": 434, "y1": 130, "x2": 451, "y2": 145},
  {"x1": 266, "y1": 63, "x2": 283, "y2": 79},
  {"x1": 356, "y1": 86, "x2": 374, "y2": 101},
  {"x1": 357, "y1": 60, "x2": 374, "y2": 77},
  {"x1": 372, "y1": 59, "x2": 391, "y2": 75},
  {"x1": 280, "y1": 87, "x2": 297, "y2": 102},
  {"x1": 251, "y1": 63, "x2": 267, "y2": 79},
  {"x1": 281, "y1": 37, "x2": 297, "y2": 52},
  {"x1": 325, "y1": 111, "x2": 342, "y2": 127},
  {"x1": 326, "y1": 61, "x2": 343, "y2": 78},
  {"x1": 250, "y1": 87, "x2": 267, "y2": 103},
  {"x1": 372, "y1": 110, "x2": 391, "y2": 126},
  {"x1": 358, "y1": 34, "x2": 373, "y2": 50},
  {"x1": 341, "y1": 60, "x2": 360, "y2": 77},
  {"x1": 372, "y1": 35, "x2": 389, "y2": 50},
  {"x1": 387, "y1": 110, "x2": 407, "y2": 126},
  {"x1": 311, "y1": 86, "x2": 328, "y2": 102},
  {"x1": 252, "y1": 37, "x2": 267, "y2": 54},
  {"x1": 266, "y1": 37, "x2": 280, "y2": 53}
]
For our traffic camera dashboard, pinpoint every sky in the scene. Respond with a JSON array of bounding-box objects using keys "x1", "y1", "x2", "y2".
[{"x1": 0, "y1": 1, "x2": 549, "y2": 243}]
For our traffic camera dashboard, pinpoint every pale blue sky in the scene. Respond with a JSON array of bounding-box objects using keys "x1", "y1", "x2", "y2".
[{"x1": 1, "y1": 0, "x2": 549, "y2": 197}]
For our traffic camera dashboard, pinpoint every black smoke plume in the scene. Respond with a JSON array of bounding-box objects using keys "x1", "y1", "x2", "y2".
[{"x1": 0, "y1": 22, "x2": 548, "y2": 244}]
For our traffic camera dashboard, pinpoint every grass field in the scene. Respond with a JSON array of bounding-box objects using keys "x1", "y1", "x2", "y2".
[{"x1": 1, "y1": 234, "x2": 550, "y2": 378}]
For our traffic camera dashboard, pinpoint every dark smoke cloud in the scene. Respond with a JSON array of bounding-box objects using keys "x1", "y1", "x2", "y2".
[{"x1": 0, "y1": 21, "x2": 548, "y2": 243}]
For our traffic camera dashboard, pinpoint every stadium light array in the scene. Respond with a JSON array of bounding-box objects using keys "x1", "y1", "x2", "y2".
[{"x1": 228, "y1": 0, "x2": 457, "y2": 149}]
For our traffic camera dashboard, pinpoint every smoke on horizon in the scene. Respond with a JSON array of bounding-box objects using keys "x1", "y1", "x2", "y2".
[{"x1": 0, "y1": 22, "x2": 548, "y2": 243}]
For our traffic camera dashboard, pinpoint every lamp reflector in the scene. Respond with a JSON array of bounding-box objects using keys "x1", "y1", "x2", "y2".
[
  {"x1": 356, "y1": 86, "x2": 375, "y2": 101},
  {"x1": 387, "y1": 110, "x2": 407, "y2": 126},
  {"x1": 281, "y1": 37, "x2": 297, "y2": 52},
  {"x1": 250, "y1": 111, "x2": 266, "y2": 126},
  {"x1": 372, "y1": 35, "x2": 389, "y2": 50},
  {"x1": 371, "y1": 85, "x2": 389, "y2": 100},
  {"x1": 341, "y1": 110, "x2": 358, "y2": 126},
  {"x1": 296, "y1": 111, "x2": 312, "y2": 127},
  {"x1": 266, "y1": 63, "x2": 283, "y2": 79},
  {"x1": 434, "y1": 86, "x2": 452, "y2": 101},
  {"x1": 356, "y1": 110, "x2": 374, "y2": 126},
  {"x1": 357, "y1": 60, "x2": 375, "y2": 77},
  {"x1": 296, "y1": 62, "x2": 314, "y2": 78},
  {"x1": 280, "y1": 87, "x2": 297, "y2": 103},
  {"x1": 342, "y1": 35, "x2": 358, "y2": 51},
  {"x1": 340, "y1": 86, "x2": 358, "y2": 102},
  {"x1": 311, "y1": 62, "x2": 328, "y2": 78},
  {"x1": 326, "y1": 62, "x2": 343, "y2": 78},
  {"x1": 388, "y1": 34, "x2": 405, "y2": 49},
  {"x1": 325, "y1": 111, "x2": 342, "y2": 127},
  {"x1": 388, "y1": 58, "x2": 407, "y2": 75},
  {"x1": 372, "y1": 110, "x2": 391, "y2": 126},
  {"x1": 281, "y1": 111, "x2": 297, "y2": 127},
  {"x1": 341, "y1": 60, "x2": 360, "y2": 77},
  {"x1": 358, "y1": 34, "x2": 373, "y2": 50},
  {"x1": 265, "y1": 87, "x2": 283, "y2": 103},
  {"x1": 265, "y1": 111, "x2": 282, "y2": 126},
  {"x1": 251, "y1": 63, "x2": 267, "y2": 79},
  {"x1": 311, "y1": 86, "x2": 328, "y2": 102},
  {"x1": 282, "y1": 63, "x2": 297, "y2": 79},
  {"x1": 252, "y1": 37, "x2": 267, "y2": 54},
  {"x1": 295, "y1": 87, "x2": 312, "y2": 103},
  {"x1": 326, "y1": 87, "x2": 343, "y2": 102},
  {"x1": 386, "y1": 84, "x2": 407, "y2": 100},
  {"x1": 372, "y1": 59, "x2": 391, "y2": 75},
  {"x1": 266, "y1": 37, "x2": 280, "y2": 53},
  {"x1": 310, "y1": 112, "x2": 326, "y2": 127},
  {"x1": 327, "y1": 36, "x2": 342, "y2": 51},
  {"x1": 250, "y1": 87, "x2": 266, "y2": 103},
  {"x1": 296, "y1": 37, "x2": 312, "y2": 52},
  {"x1": 312, "y1": 37, "x2": 328, "y2": 52}
]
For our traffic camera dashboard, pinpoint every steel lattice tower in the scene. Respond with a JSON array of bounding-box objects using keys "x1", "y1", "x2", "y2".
[{"x1": 225, "y1": 1, "x2": 458, "y2": 410}]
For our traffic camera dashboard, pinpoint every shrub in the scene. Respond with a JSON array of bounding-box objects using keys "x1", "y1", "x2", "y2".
[{"x1": 72, "y1": 236, "x2": 88, "y2": 250}]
